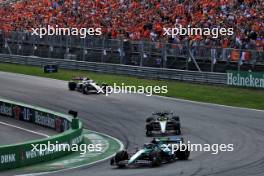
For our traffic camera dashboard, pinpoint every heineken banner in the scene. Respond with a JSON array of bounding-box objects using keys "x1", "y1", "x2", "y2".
[
  {"x1": 0, "y1": 101, "x2": 70, "y2": 132},
  {"x1": 227, "y1": 70, "x2": 264, "y2": 88}
]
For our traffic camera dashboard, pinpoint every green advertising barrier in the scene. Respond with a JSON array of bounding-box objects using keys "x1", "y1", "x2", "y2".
[
  {"x1": 0, "y1": 98, "x2": 83, "y2": 171},
  {"x1": 227, "y1": 70, "x2": 264, "y2": 88}
]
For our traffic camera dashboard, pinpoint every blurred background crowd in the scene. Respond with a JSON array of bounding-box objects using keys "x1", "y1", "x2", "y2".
[{"x1": 0, "y1": 0, "x2": 263, "y2": 50}]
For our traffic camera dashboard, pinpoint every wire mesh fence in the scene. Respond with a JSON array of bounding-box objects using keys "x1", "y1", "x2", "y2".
[{"x1": 0, "y1": 31, "x2": 263, "y2": 72}]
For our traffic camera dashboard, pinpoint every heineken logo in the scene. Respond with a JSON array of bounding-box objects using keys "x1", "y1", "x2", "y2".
[
  {"x1": 227, "y1": 71, "x2": 264, "y2": 88},
  {"x1": 35, "y1": 111, "x2": 55, "y2": 129}
]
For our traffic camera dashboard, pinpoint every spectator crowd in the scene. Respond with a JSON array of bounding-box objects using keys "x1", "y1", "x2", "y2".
[{"x1": 0, "y1": 0, "x2": 263, "y2": 50}]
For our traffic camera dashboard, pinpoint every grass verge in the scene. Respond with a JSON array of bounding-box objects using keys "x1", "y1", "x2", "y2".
[{"x1": 0, "y1": 63, "x2": 263, "y2": 110}]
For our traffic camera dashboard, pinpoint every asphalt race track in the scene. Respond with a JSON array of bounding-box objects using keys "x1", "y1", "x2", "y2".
[
  {"x1": 0, "y1": 114, "x2": 58, "y2": 146},
  {"x1": 0, "y1": 115, "x2": 51, "y2": 145},
  {"x1": 0, "y1": 71, "x2": 264, "y2": 176}
]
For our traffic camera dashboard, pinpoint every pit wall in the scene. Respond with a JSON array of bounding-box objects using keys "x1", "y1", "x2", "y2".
[{"x1": 0, "y1": 98, "x2": 83, "y2": 170}]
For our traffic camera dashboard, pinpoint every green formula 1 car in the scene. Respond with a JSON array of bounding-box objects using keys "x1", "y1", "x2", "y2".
[{"x1": 110, "y1": 136, "x2": 190, "y2": 168}]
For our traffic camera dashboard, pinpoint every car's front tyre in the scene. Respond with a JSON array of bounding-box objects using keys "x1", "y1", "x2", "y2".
[
  {"x1": 113, "y1": 150, "x2": 129, "y2": 168},
  {"x1": 176, "y1": 148, "x2": 190, "y2": 160}
]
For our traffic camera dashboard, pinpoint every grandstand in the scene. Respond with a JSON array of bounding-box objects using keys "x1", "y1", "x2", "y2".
[{"x1": 0, "y1": 0, "x2": 263, "y2": 72}]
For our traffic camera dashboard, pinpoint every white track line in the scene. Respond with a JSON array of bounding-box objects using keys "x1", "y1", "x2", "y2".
[
  {"x1": 0, "y1": 121, "x2": 49, "y2": 137},
  {"x1": 153, "y1": 94, "x2": 264, "y2": 113},
  {"x1": 125, "y1": 91, "x2": 264, "y2": 113}
]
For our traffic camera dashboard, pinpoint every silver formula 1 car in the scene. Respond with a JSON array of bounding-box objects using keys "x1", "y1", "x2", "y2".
[
  {"x1": 145, "y1": 111, "x2": 181, "y2": 137},
  {"x1": 68, "y1": 77, "x2": 109, "y2": 94},
  {"x1": 110, "y1": 137, "x2": 190, "y2": 168}
]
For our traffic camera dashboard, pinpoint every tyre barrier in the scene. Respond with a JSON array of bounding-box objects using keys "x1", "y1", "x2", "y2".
[{"x1": 0, "y1": 98, "x2": 83, "y2": 171}]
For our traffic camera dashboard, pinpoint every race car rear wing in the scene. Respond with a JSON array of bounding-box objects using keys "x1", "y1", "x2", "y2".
[
  {"x1": 152, "y1": 111, "x2": 173, "y2": 116},
  {"x1": 153, "y1": 136, "x2": 184, "y2": 144},
  {"x1": 71, "y1": 76, "x2": 89, "y2": 81}
]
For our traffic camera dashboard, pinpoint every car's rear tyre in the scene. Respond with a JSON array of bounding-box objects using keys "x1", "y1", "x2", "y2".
[
  {"x1": 101, "y1": 83, "x2": 108, "y2": 91},
  {"x1": 146, "y1": 130, "x2": 153, "y2": 137},
  {"x1": 172, "y1": 116, "x2": 180, "y2": 121},
  {"x1": 68, "y1": 82, "x2": 77, "y2": 91},
  {"x1": 100, "y1": 83, "x2": 108, "y2": 94},
  {"x1": 175, "y1": 129, "x2": 181, "y2": 135},
  {"x1": 173, "y1": 122, "x2": 181, "y2": 135}
]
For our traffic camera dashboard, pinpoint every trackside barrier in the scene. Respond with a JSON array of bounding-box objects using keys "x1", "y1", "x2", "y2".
[
  {"x1": 0, "y1": 98, "x2": 83, "y2": 171},
  {"x1": 0, "y1": 54, "x2": 227, "y2": 84}
]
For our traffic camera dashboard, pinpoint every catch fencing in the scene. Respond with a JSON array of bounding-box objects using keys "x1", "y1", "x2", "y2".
[{"x1": 0, "y1": 31, "x2": 263, "y2": 72}]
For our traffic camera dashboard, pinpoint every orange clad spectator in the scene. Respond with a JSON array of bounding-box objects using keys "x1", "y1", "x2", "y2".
[
  {"x1": 221, "y1": 38, "x2": 229, "y2": 48},
  {"x1": 0, "y1": 0, "x2": 261, "y2": 50},
  {"x1": 175, "y1": 4, "x2": 184, "y2": 16}
]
